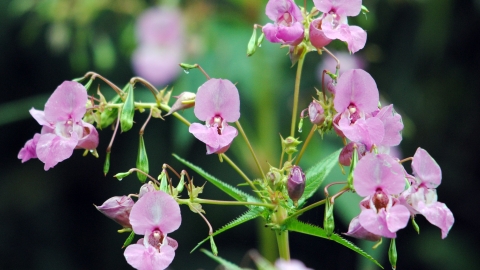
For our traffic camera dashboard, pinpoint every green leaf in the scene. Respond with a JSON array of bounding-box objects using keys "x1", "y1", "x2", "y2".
[
  {"x1": 191, "y1": 208, "x2": 263, "y2": 253},
  {"x1": 298, "y1": 149, "x2": 341, "y2": 206},
  {"x1": 286, "y1": 219, "x2": 383, "y2": 269},
  {"x1": 173, "y1": 154, "x2": 260, "y2": 204},
  {"x1": 201, "y1": 249, "x2": 245, "y2": 270}
]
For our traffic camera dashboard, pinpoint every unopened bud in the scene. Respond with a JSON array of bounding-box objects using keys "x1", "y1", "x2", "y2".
[
  {"x1": 176, "y1": 173, "x2": 185, "y2": 193},
  {"x1": 103, "y1": 151, "x2": 111, "y2": 176},
  {"x1": 120, "y1": 84, "x2": 135, "y2": 132},
  {"x1": 308, "y1": 101, "x2": 325, "y2": 125},
  {"x1": 114, "y1": 170, "x2": 132, "y2": 180},
  {"x1": 95, "y1": 196, "x2": 134, "y2": 228},
  {"x1": 165, "y1": 92, "x2": 196, "y2": 116},
  {"x1": 139, "y1": 182, "x2": 156, "y2": 198},
  {"x1": 287, "y1": 165, "x2": 306, "y2": 205}
]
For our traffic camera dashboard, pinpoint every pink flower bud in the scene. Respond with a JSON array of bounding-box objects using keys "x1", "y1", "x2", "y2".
[
  {"x1": 95, "y1": 196, "x2": 134, "y2": 228},
  {"x1": 308, "y1": 101, "x2": 325, "y2": 125},
  {"x1": 287, "y1": 165, "x2": 306, "y2": 203},
  {"x1": 165, "y1": 92, "x2": 196, "y2": 116}
]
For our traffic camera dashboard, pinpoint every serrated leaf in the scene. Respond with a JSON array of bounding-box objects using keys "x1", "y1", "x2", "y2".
[
  {"x1": 286, "y1": 219, "x2": 383, "y2": 269},
  {"x1": 298, "y1": 149, "x2": 341, "y2": 206},
  {"x1": 173, "y1": 154, "x2": 260, "y2": 204},
  {"x1": 201, "y1": 249, "x2": 245, "y2": 270},
  {"x1": 191, "y1": 208, "x2": 262, "y2": 253}
]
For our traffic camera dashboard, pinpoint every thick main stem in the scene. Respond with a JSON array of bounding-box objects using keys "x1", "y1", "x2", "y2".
[{"x1": 274, "y1": 206, "x2": 290, "y2": 260}]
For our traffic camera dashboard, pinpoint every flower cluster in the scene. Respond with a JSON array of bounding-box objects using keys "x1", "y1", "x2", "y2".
[
  {"x1": 18, "y1": 81, "x2": 99, "y2": 170},
  {"x1": 97, "y1": 187, "x2": 181, "y2": 270},
  {"x1": 263, "y1": 0, "x2": 367, "y2": 53}
]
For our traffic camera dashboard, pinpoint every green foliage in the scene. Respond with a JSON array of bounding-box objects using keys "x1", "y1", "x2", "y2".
[
  {"x1": 298, "y1": 149, "x2": 342, "y2": 206},
  {"x1": 286, "y1": 219, "x2": 383, "y2": 269},
  {"x1": 191, "y1": 208, "x2": 263, "y2": 253},
  {"x1": 120, "y1": 84, "x2": 135, "y2": 132},
  {"x1": 122, "y1": 230, "x2": 135, "y2": 248},
  {"x1": 173, "y1": 154, "x2": 260, "y2": 204},
  {"x1": 136, "y1": 135, "x2": 149, "y2": 183},
  {"x1": 201, "y1": 249, "x2": 245, "y2": 270}
]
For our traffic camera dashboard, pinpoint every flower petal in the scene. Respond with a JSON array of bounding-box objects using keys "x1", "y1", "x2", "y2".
[
  {"x1": 44, "y1": 81, "x2": 87, "y2": 123},
  {"x1": 36, "y1": 133, "x2": 78, "y2": 170},
  {"x1": 313, "y1": 0, "x2": 362, "y2": 16},
  {"x1": 129, "y1": 191, "x2": 181, "y2": 235},
  {"x1": 412, "y1": 148, "x2": 442, "y2": 188},
  {"x1": 334, "y1": 69, "x2": 379, "y2": 113},
  {"x1": 193, "y1": 79, "x2": 240, "y2": 122}
]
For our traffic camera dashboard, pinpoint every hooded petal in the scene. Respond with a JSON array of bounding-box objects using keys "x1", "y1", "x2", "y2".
[
  {"x1": 313, "y1": 0, "x2": 362, "y2": 16},
  {"x1": 76, "y1": 122, "x2": 99, "y2": 150},
  {"x1": 95, "y1": 196, "x2": 134, "y2": 228},
  {"x1": 193, "y1": 79, "x2": 240, "y2": 122},
  {"x1": 276, "y1": 22, "x2": 304, "y2": 45},
  {"x1": 129, "y1": 191, "x2": 181, "y2": 235},
  {"x1": 44, "y1": 81, "x2": 87, "y2": 123},
  {"x1": 36, "y1": 133, "x2": 78, "y2": 170},
  {"x1": 354, "y1": 153, "x2": 405, "y2": 197},
  {"x1": 309, "y1": 18, "x2": 333, "y2": 49},
  {"x1": 344, "y1": 215, "x2": 381, "y2": 241},
  {"x1": 334, "y1": 69, "x2": 379, "y2": 113},
  {"x1": 412, "y1": 148, "x2": 442, "y2": 188}
]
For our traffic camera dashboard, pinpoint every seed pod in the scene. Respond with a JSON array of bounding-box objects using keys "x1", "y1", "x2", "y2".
[
  {"x1": 136, "y1": 135, "x2": 149, "y2": 183},
  {"x1": 120, "y1": 84, "x2": 135, "y2": 132}
]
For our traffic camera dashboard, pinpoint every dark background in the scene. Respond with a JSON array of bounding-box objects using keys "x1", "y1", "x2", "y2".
[{"x1": 1, "y1": 0, "x2": 478, "y2": 269}]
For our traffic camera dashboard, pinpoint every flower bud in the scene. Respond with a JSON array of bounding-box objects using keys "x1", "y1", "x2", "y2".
[
  {"x1": 139, "y1": 182, "x2": 156, "y2": 199},
  {"x1": 308, "y1": 101, "x2": 325, "y2": 125},
  {"x1": 95, "y1": 196, "x2": 134, "y2": 228},
  {"x1": 165, "y1": 92, "x2": 196, "y2": 116},
  {"x1": 120, "y1": 84, "x2": 135, "y2": 132},
  {"x1": 323, "y1": 200, "x2": 335, "y2": 238},
  {"x1": 389, "y1": 238, "x2": 398, "y2": 270},
  {"x1": 287, "y1": 165, "x2": 306, "y2": 204},
  {"x1": 247, "y1": 27, "x2": 257, "y2": 57},
  {"x1": 103, "y1": 151, "x2": 111, "y2": 176},
  {"x1": 282, "y1": 136, "x2": 302, "y2": 155}
]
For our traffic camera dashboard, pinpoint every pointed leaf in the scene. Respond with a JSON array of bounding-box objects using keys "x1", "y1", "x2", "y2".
[
  {"x1": 173, "y1": 154, "x2": 260, "y2": 204},
  {"x1": 201, "y1": 249, "x2": 245, "y2": 270},
  {"x1": 286, "y1": 219, "x2": 383, "y2": 269},
  {"x1": 298, "y1": 149, "x2": 341, "y2": 206},
  {"x1": 191, "y1": 208, "x2": 263, "y2": 253}
]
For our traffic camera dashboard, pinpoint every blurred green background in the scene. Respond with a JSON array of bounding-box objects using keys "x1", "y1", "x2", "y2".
[{"x1": 1, "y1": 0, "x2": 478, "y2": 269}]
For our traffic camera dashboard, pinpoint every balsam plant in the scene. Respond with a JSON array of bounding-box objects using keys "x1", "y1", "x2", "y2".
[{"x1": 18, "y1": 0, "x2": 454, "y2": 269}]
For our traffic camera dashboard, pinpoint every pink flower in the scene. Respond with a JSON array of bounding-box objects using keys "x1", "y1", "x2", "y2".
[
  {"x1": 344, "y1": 216, "x2": 381, "y2": 241},
  {"x1": 400, "y1": 148, "x2": 454, "y2": 239},
  {"x1": 353, "y1": 153, "x2": 410, "y2": 238},
  {"x1": 132, "y1": 7, "x2": 185, "y2": 86},
  {"x1": 189, "y1": 79, "x2": 240, "y2": 154},
  {"x1": 95, "y1": 196, "x2": 134, "y2": 228},
  {"x1": 124, "y1": 191, "x2": 181, "y2": 270},
  {"x1": 18, "y1": 81, "x2": 99, "y2": 170},
  {"x1": 262, "y1": 0, "x2": 305, "y2": 46},
  {"x1": 311, "y1": 0, "x2": 367, "y2": 53}
]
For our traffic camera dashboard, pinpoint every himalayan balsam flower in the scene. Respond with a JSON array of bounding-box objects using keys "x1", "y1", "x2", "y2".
[
  {"x1": 263, "y1": 0, "x2": 305, "y2": 46},
  {"x1": 310, "y1": 0, "x2": 367, "y2": 53},
  {"x1": 352, "y1": 153, "x2": 410, "y2": 238},
  {"x1": 95, "y1": 196, "x2": 134, "y2": 228},
  {"x1": 401, "y1": 148, "x2": 454, "y2": 238},
  {"x1": 189, "y1": 79, "x2": 240, "y2": 154},
  {"x1": 132, "y1": 7, "x2": 185, "y2": 86},
  {"x1": 124, "y1": 191, "x2": 181, "y2": 270},
  {"x1": 18, "y1": 81, "x2": 99, "y2": 170}
]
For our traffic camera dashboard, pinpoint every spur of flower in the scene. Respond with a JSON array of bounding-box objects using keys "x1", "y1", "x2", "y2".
[
  {"x1": 18, "y1": 81, "x2": 99, "y2": 170},
  {"x1": 189, "y1": 78, "x2": 240, "y2": 154}
]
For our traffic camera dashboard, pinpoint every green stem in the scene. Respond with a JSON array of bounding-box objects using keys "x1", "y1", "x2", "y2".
[
  {"x1": 289, "y1": 55, "x2": 306, "y2": 138},
  {"x1": 183, "y1": 198, "x2": 274, "y2": 209},
  {"x1": 235, "y1": 121, "x2": 265, "y2": 179},
  {"x1": 220, "y1": 153, "x2": 260, "y2": 196},
  {"x1": 295, "y1": 124, "x2": 317, "y2": 165},
  {"x1": 274, "y1": 206, "x2": 290, "y2": 260},
  {"x1": 286, "y1": 198, "x2": 326, "y2": 221}
]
